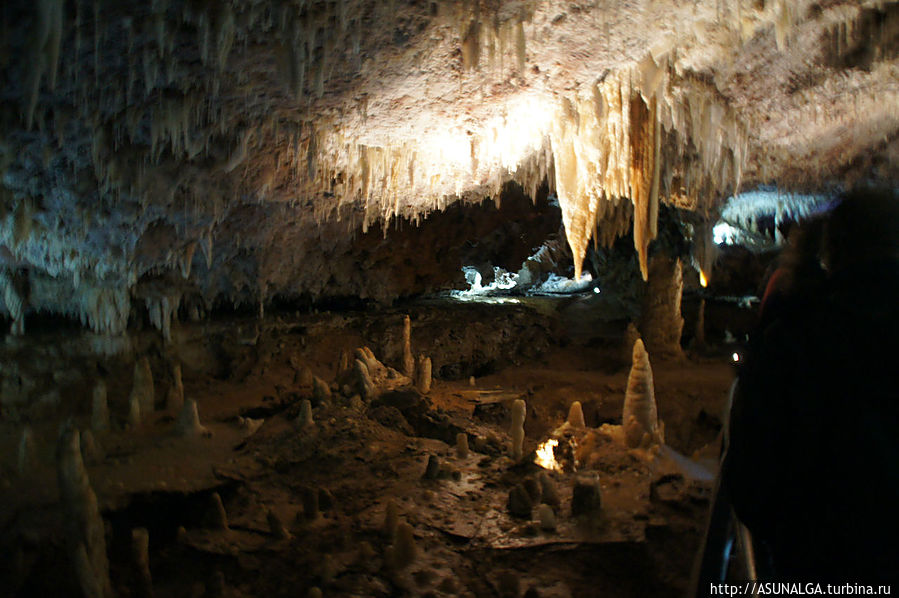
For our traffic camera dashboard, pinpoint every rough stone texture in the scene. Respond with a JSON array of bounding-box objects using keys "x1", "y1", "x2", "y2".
[
  {"x1": 0, "y1": 1, "x2": 896, "y2": 332},
  {"x1": 639, "y1": 255, "x2": 685, "y2": 358}
]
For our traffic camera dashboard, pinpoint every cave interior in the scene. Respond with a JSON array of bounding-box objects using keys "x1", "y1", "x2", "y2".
[{"x1": 1, "y1": 0, "x2": 898, "y2": 596}]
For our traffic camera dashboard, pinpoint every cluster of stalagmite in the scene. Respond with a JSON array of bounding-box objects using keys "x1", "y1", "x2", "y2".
[{"x1": 56, "y1": 424, "x2": 113, "y2": 598}]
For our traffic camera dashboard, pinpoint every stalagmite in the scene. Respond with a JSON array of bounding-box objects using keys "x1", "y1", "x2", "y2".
[
  {"x1": 537, "y1": 504, "x2": 556, "y2": 531},
  {"x1": 80, "y1": 430, "x2": 103, "y2": 465},
  {"x1": 383, "y1": 500, "x2": 400, "y2": 539},
  {"x1": 174, "y1": 399, "x2": 210, "y2": 437},
  {"x1": 296, "y1": 365, "x2": 314, "y2": 387},
  {"x1": 571, "y1": 473, "x2": 603, "y2": 516},
  {"x1": 301, "y1": 486, "x2": 319, "y2": 520},
  {"x1": 423, "y1": 454, "x2": 440, "y2": 479},
  {"x1": 91, "y1": 382, "x2": 109, "y2": 432},
  {"x1": 297, "y1": 399, "x2": 314, "y2": 428},
  {"x1": 267, "y1": 509, "x2": 291, "y2": 540},
  {"x1": 640, "y1": 255, "x2": 685, "y2": 358},
  {"x1": 355, "y1": 359, "x2": 375, "y2": 399},
  {"x1": 131, "y1": 528, "x2": 153, "y2": 598},
  {"x1": 337, "y1": 349, "x2": 350, "y2": 376},
  {"x1": 56, "y1": 425, "x2": 113, "y2": 598},
  {"x1": 567, "y1": 401, "x2": 586, "y2": 429},
  {"x1": 539, "y1": 473, "x2": 561, "y2": 507},
  {"x1": 391, "y1": 521, "x2": 417, "y2": 569},
  {"x1": 507, "y1": 484, "x2": 533, "y2": 518},
  {"x1": 402, "y1": 315, "x2": 414, "y2": 377},
  {"x1": 130, "y1": 357, "x2": 155, "y2": 418},
  {"x1": 456, "y1": 433, "x2": 469, "y2": 459},
  {"x1": 166, "y1": 363, "x2": 184, "y2": 412},
  {"x1": 622, "y1": 339, "x2": 661, "y2": 448},
  {"x1": 312, "y1": 376, "x2": 331, "y2": 403},
  {"x1": 205, "y1": 492, "x2": 229, "y2": 530},
  {"x1": 17, "y1": 426, "x2": 36, "y2": 474},
  {"x1": 695, "y1": 299, "x2": 707, "y2": 349},
  {"x1": 128, "y1": 392, "x2": 142, "y2": 428},
  {"x1": 414, "y1": 355, "x2": 432, "y2": 394},
  {"x1": 510, "y1": 399, "x2": 526, "y2": 461}
]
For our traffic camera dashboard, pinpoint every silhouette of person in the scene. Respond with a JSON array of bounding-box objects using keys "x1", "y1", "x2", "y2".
[{"x1": 723, "y1": 188, "x2": 899, "y2": 582}]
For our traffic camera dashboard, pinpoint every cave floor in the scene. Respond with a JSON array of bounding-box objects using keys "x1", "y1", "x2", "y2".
[{"x1": 0, "y1": 300, "x2": 735, "y2": 597}]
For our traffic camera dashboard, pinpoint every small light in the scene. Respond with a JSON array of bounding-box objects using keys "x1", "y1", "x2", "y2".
[
  {"x1": 732, "y1": 352, "x2": 740, "y2": 363},
  {"x1": 593, "y1": 287, "x2": 600, "y2": 294},
  {"x1": 699, "y1": 270, "x2": 708, "y2": 288}
]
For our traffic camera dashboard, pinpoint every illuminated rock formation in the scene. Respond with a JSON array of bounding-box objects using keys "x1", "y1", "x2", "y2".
[
  {"x1": 402, "y1": 315, "x2": 414, "y2": 378},
  {"x1": 56, "y1": 425, "x2": 113, "y2": 598},
  {"x1": 510, "y1": 399, "x2": 527, "y2": 461},
  {"x1": 567, "y1": 401, "x2": 586, "y2": 429},
  {"x1": 640, "y1": 256, "x2": 685, "y2": 358},
  {"x1": 0, "y1": 0, "x2": 893, "y2": 330},
  {"x1": 623, "y1": 339, "x2": 662, "y2": 448}
]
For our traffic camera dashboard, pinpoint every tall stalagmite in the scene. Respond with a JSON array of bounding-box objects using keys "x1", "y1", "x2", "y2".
[
  {"x1": 622, "y1": 339, "x2": 661, "y2": 448},
  {"x1": 57, "y1": 425, "x2": 113, "y2": 598}
]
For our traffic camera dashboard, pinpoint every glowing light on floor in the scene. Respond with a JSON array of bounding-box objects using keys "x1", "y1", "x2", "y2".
[{"x1": 535, "y1": 438, "x2": 561, "y2": 471}]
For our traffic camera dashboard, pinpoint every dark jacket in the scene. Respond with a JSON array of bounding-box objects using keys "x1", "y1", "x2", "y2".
[{"x1": 723, "y1": 258, "x2": 899, "y2": 582}]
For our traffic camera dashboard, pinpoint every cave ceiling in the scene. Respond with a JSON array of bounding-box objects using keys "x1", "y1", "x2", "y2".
[{"x1": 0, "y1": 0, "x2": 897, "y2": 335}]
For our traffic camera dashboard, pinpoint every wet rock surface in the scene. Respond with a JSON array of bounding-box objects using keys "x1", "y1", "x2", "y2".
[{"x1": 0, "y1": 301, "x2": 731, "y2": 597}]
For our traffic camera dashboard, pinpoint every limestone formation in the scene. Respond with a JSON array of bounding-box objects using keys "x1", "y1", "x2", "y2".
[
  {"x1": 295, "y1": 366, "x2": 314, "y2": 388},
  {"x1": 267, "y1": 509, "x2": 291, "y2": 540},
  {"x1": 91, "y1": 382, "x2": 109, "y2": 432},
  {"x1": 384, "y1": 500, "x2": 399, "y2": 538},
  {"x1": 312, "y1": 376, "x2": 331, "y2": 403},
  {"x1": 622, "y1": 339, "x2": 661, "y2": 448},
  {"x1": 423, "y1": 454, "x2": 441, "y2": 480},
  {"x1": 132, "y1": 528, "x2": 153, "y2": 598},
  {"x1": 297, "y1": 399, "x2": 314, "y2": 428},
  {"x1": 522, "y1": 476, "x2": 542, "y2": 503},
  {"x1": 174, "y1": 399, "x2": 210, "y2": 438},
  {"x1": 537, "y1": 504, "x2": 557, "y2": 531},
  {"x1": 56, "y1": 425, "x2": 113, "y2": 598},
  {"x1": 166, "y1": 363, "x2": 184, "y2": 413},
  {"x1": 128, "y1": 392, "x2": 142, "y2": 428},
  {"x1": 130, "y1": 357, "x2": 155, "y2": 418},
  {"x1": 509, "y1": 399, "x2": 527, "y2": 461},
  {"x1": 301, "y1": 486, "x2": 319, "y2": 520},
  {"x1": 80, "y1": 430, "x2": 103, "y2": 465},
  {"x1": 508, "y1": 484, "x2": 533, "y2": 518},
  {"x1": 205, "y1": 492, "x2": 229, "y2": 530},
  {"x1": 539, "y1": 472, "x2": 561, "y2": 507},
  {"x1": 571, "y1": 473, "x2": 603, "y2": 517},
  {"x1": 455, "y1": 433, "x2": 469, "y2": 459},
  {"x1": 402, "y1": 315, "x2": 414, "y2": 377},
  {"x1": 355, "y1": 358, "x2": 375, "y2": 399},
  {"x1": 391, "y1": 521, "x2": 417, "y2": 569},
  {"x1": 695, "y1": 298, "x2": 707, "y2": 349},
  {"x1": 640, "y1": 255, "x2": 685, "y2": 358},
  {"x1": 17, "y1": 426, "x2": 36, "y2": 474},
  {"x1": 414, "y1": 354, "x2": 432, "y2": 394},
  {"x1": 237, "y1": 416, "x2": 264, "y2": 436},
  {"x1": 335, "y1": 350, "x2": 349, "y2": 377},
  {"x1": 567, "y1": 401, "x2": 586, "y2": 429}
]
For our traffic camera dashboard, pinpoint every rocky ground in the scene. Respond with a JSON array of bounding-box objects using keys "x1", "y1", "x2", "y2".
[{"x1": 0, "y1": 298, "x2": 737, "y2": 597}]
